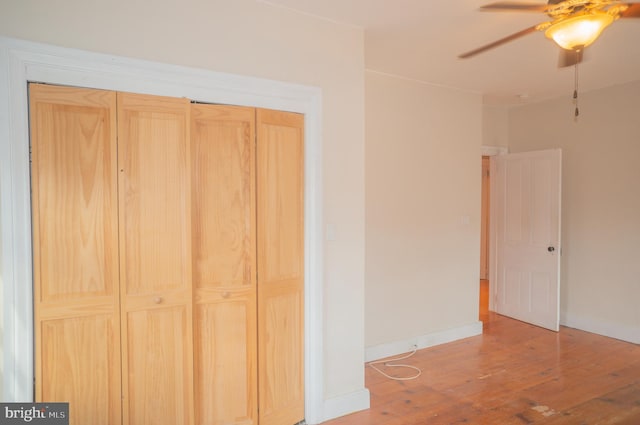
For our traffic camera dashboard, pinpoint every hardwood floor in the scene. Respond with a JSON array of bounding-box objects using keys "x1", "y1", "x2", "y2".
[{"x1": 323, "y1": 313, "x2": 640, "y2": 424}]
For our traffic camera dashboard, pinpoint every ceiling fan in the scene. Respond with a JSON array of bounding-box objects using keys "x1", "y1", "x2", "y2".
[{"x1": 460, "y1": 0, "x2": 640, "y2": 67}]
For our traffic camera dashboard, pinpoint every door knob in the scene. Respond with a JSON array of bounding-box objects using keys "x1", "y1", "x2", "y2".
[
  {"x1": 548, "y1": 246, "x2": 555, "y2": 252},
  {"x1": 153, "y1": 296, "x2": 163, "y2": 304}
]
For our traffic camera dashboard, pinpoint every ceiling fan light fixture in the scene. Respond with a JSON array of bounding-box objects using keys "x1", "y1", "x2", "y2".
[{"x1": 544, "y1": 11, "x2": 615, "y2": 50}]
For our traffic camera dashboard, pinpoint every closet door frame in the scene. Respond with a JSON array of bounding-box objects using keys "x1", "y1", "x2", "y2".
[{"x1": 0, "y1": 37, "x2": 325, "y2": 424}]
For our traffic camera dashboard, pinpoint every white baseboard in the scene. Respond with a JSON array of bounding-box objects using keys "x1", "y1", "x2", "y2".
[
  {"x1": 560, "y1": 312, "x2": 640, "y2": 344},
  {"x1": 320, "y1": 388, "x2": 370, "y2": 424},
  {"x1": 365, "y1": 321, "x2": 483, "y2": 362}
]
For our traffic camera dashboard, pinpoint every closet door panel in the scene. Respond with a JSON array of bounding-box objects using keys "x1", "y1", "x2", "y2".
[
  {"x1": 194, "y1": 299, "x2": 256, "y2": 425},
  {"x1": 41, "y1": 315, "x2": 120, "y2": 425},
  {"x1": 126, "y1": 307, "x2": 192, "y2": 424},
  {"x1": 118, "y1": 92, "x2": 194, "y2": 425},
  {"x1": 257, "y1": 108, "x2": 305, "y2": 425},
  {"x1": 29, "y1": 83, "x2": 121, "y2": 425},
  {"x1": 191, "y1": 104, "x2": 257, "y2": 425},
  {"x1": 191, "y1": 104, "x2": 256, "y2": 290},
  {"x1": 30, "y1": 84, "x2": 119, "y2": 302},
  {"x1": 118, "y1": 94, "x2": 191, "y2": 295}
]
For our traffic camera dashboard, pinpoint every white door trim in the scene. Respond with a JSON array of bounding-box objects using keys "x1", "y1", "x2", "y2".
[
  {"x1": 0, "y1": 36, "x2": 325, "y2": 423},
  {"x1": 481, "y1": 145, "x2": 508, "y2": 156},
  {"x1": 481, "y1": 145, "x2": 507, "y2": 311}
]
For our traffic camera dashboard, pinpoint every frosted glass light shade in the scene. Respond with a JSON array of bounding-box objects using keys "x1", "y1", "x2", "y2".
[{"x1": 545, "y1": 12, "x2": 614, "y2": 50}]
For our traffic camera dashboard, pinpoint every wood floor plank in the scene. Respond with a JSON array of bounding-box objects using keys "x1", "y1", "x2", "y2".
[{"x1": 324, "y1": 313, "x2": 640, "y2": 425}]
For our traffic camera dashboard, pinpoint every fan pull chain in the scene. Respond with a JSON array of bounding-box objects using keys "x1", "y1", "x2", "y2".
[{"x1": 573, "y1": 52, "x2": 580, "y2": 120}]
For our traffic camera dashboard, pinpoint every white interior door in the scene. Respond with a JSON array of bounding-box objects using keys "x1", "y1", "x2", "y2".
[{"x1": 491, "y1": 149, "x2": 562, "y2": 331}]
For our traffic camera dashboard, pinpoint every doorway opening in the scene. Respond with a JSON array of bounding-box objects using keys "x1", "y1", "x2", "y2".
[{"x1": 480, "y1": 155, "x2": 490, "y2": 322}]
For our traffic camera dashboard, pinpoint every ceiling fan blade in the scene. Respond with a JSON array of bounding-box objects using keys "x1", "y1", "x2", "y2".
[
  {"x1": 480, "y1": 1, "x2": 550, "y2": 12},
  {"x1": 459, "y1": 25, "x2": 539, "y2": 59},
  {"x1": 620, "y1": 3, "x2": 640, "y2": 17},
  {"x1": 558, "y1": 48, "x2": 584, "y2": 68}
]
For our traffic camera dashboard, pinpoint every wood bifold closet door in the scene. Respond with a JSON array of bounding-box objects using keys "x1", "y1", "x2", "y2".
[{"x1": 30, "y1": 83, "x2": 304, "y2": 425}]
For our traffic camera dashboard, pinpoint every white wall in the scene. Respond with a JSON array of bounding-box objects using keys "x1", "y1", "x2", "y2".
[
  {"x1": 482, "y1": 105, "x2": 510, "y2": 149},
  {"x1": 0, "y1": 0, "x2": 366, "y2": 415},
  {"x1": 508, "y1": 81, "x2": 640, "y2": 343},
  {"x1": 365, "y1": 71, "x2": 483, "y2": 356},
  {"x1": 0, "y1": 202, "x2": 3, "y2": 401}
]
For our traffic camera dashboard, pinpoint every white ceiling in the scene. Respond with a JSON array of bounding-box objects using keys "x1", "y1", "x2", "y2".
[{"x1": 260, "y1": 0, "x2": 640, "y2": 105}]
